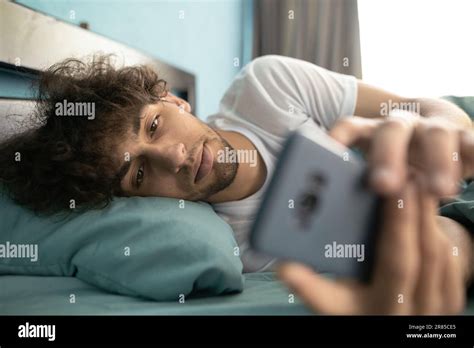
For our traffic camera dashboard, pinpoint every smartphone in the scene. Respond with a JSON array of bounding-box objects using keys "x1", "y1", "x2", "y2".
[{"x1": 250, "y1": 127, "x2": 381, "y2": 281}]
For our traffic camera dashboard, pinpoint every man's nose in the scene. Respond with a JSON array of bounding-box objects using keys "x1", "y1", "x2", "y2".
[{"x1": 146, "y1": 142, "x2": 187, "y2": 174}]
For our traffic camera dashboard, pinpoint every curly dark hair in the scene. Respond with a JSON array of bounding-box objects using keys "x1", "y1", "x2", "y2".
[{"x1": 0, "y1": 55, "x2": 168, "y2": 214}]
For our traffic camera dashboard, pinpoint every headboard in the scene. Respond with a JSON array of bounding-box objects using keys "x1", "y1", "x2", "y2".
[
  {"x1": 0, "y1": 99, "x2": 37, "y2": 142},
  {"x1": 0, "y1": 1, "x2": 196, "y2": 109}
]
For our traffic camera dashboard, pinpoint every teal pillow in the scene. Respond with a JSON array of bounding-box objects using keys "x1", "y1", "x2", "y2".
[{"x1": 0, "y1": 193, "x2": 244, "y2": 300}]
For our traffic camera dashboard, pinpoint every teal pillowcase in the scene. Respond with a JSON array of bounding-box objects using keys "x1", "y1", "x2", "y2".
[{"x1": 0, "y1": 193, "x2": 244, "y2": 300}]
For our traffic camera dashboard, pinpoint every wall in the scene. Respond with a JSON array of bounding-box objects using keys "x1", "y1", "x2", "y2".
[{"x1": 6, "y1": 0, "x2": 250, "y2": 119}]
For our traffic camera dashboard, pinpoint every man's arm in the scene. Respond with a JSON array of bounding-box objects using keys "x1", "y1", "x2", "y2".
[{"x1": 354, "y1": 81, "x2": 472, "y2": 129}]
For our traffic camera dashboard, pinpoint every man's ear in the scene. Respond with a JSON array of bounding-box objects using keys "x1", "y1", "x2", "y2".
[{"x1": 163, "y1": 92, "x2": 192, "y2": 113}]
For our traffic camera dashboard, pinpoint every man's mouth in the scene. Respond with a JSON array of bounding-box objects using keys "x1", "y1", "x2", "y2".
[{"x1": 194, "y1": 142, "x2": 213, "y2": 183}]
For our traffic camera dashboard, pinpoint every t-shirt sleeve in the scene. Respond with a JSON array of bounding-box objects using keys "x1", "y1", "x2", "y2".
[{"x1": 241, "y1": 55, "x2": 358, "y2": 130}]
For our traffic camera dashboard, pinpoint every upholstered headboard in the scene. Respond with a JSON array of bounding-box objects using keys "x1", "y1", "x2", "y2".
[
  {"x1": 0, "y1": 99, "x2": 37, "y2": 142},
  {"x1": 0, "y1": 1, "x2": 196, "y2": 108},
  {"x1": 0, "y1": 1, "x2": 197, "y2": 143}
]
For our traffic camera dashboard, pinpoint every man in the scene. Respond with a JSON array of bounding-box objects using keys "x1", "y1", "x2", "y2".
[{"x1": 1, "y1": 54, "x2": 473, "y2": 314}]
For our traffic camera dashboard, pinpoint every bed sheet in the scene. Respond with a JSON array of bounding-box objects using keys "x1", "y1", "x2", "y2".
[
  {"x1": 0, "y1": 272, "x2": 312, "y2": 315},
  {"x1": 2, "y1": 272, "x2": 474, "y2": 315}
]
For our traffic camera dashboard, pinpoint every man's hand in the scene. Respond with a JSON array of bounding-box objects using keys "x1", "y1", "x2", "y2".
[
  {"x1": 278, "y1": 181, "x2": 470, "y2": 314},
  {"x1": 329, "y1": 113, "x2": 474, "y2": 197}
]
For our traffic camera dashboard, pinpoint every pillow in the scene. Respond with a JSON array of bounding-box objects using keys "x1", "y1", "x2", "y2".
[{"x1": 0, "y1": 192, "x2": 244, "y2": 301}]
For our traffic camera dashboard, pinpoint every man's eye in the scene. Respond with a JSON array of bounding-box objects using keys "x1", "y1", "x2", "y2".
[
  {"x1": 150, "y1": 115, "x2": 160, "y2": 135},
  {"x1": 136, "y1": 165, "x2": 144, "y2": 187}
]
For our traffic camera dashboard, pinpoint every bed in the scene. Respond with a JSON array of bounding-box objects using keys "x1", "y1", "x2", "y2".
[
  {"x1": 0, "y1": 98, "x2": 311, "y2": 315},
  {"x1": 0, "y1": 3, "x2": 310, "y2": 316},
  {"x1": 1, "y1": 2, "x2": 474, "y2": 317}
]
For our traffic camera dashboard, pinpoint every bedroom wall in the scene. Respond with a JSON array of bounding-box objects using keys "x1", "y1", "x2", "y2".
[{"x1": 3, "y1": 0, "x2": 252, "y2": 119}]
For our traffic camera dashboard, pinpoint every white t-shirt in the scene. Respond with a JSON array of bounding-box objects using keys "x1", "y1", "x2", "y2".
[{"x1": 206, "y1": 55, "x2": 358, "y2": 272}]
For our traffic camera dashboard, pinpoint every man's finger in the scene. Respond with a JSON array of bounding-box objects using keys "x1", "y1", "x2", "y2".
[
  {"x1": 368, "y1": 118, "x2": 414, "y2": 194},
  {"x1": 459, "y1": 130, "x2": 474, "y2": 179},
  {"x1": 416, "y1": 121, "x2": 460, "y2": 196},
  {"x1": 414, "y1": 190, "x2": 444, "y2": 314},
  {"x1": 278, "y1": 262, "x2": 362, "y2": 314},
  {"x1": 328, "y1": 117, "x2": 380, "y2": 150},
  {"x1": 371, "y1": 181, "x2": 419, "y2": 314},
  {"x1": 441, "y1": 250, "x2": 466, "y2": 314}
]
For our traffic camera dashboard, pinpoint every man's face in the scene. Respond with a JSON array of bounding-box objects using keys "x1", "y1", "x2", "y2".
[{"x1": 117, "y1": 95, "x2": 238, "y2": 201}]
